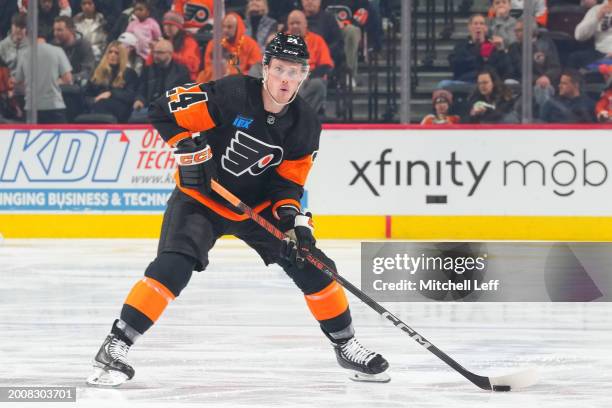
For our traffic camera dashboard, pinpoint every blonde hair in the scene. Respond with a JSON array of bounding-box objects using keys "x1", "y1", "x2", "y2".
[{"x1": 91, "y1": 41, "x2": 129, "y2": 88}]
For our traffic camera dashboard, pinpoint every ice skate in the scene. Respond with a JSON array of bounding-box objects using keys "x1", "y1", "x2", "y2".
[
  {"x1": 86, "y1": 321, "x2": 136, "y2": 387},
  {"x1": 333, "y1": 337, "x2": 390, "y2": 383}
]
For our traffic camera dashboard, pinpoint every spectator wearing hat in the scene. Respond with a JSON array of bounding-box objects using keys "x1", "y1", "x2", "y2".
[
  {"x1": 118, "y1": 31, "x2": 144, "y2": 75},
  {"x1": 595, "y1": 64, "x2": 612, "y2": 122},
  {"x1": 149, "y1": 11, "x2": 200, "y2": 80},
  {"x1": 196, "y1": 12, "x2": 261, "y2": 83},
  {"x1": 244, "y1": 0, "x2": 278, "y2": 52},
  {"x1": 73, "y1": 0, "x2": 108, "y2": 61},
  {"x1": 421, "y1": 89, "x2": 460, "y2": 125}
]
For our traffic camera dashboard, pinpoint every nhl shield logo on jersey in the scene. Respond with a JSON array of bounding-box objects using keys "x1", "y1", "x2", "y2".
[{"x1": 221, "y1": 131, "x2": 284, "y2": 177}]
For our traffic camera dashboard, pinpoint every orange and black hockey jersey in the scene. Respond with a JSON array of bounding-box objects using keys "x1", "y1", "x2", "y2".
[{"x1": 149, "y1": 75, "x2": 321, "y2": 221}]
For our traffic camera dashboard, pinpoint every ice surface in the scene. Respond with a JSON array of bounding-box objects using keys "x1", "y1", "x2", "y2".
[{"x1": 1, "y1": 239, "x2": 611, "y2": 407}]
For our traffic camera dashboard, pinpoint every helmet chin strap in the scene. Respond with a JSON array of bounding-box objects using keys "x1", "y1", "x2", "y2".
[{"x1": 262, "y1": 66, "x2": 307, "y2": 107}]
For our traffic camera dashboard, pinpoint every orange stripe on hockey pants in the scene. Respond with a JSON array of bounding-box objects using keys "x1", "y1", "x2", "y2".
[
  {"x1": 124, "y1": 277, "x2": 176, "y2": 322},
  {"x1": 304, "y1": 281, "x2": 349, "y2": 321}
]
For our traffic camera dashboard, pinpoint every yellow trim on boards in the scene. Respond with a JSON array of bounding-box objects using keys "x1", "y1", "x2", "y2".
[{"x1": 1, "y1": 214, "x2": 611, "y2": 241}]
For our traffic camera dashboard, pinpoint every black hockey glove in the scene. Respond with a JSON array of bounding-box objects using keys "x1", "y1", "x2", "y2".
[
  {"x1": 279, "y1": 211, "x2": 316, "y2": 268},
  {"x1": 174, "y1": 137, "x2": 217, "y2": 194}
]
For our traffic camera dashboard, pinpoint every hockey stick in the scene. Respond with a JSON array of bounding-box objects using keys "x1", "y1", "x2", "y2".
[{"x1": 211, "y1": 180, "x2": 538, "y2": 391}]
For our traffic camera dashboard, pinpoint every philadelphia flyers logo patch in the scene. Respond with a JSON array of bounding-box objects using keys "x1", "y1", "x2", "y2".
[
  {"x1": 184, "y1": 3, "x2": 210, "y2": 24},
  {"x1": 221, "y1": 131, "x2": 284, "y2": 177}
]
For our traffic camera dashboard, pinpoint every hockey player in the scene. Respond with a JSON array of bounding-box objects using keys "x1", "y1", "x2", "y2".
[{"x1": 86, "y1": 32, "x2": 389, "y2": 387}]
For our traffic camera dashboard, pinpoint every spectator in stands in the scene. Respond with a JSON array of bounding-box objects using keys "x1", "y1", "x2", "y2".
[
  {"x1": 301, "y1": 0, "x2": 346, "y2": 70},
  {"x1": 0, "y1": 1, "x2": 18, "y2": 39},
  {"x1": 570, "y1": 0, "x2": 612, "y2": 69},
  {"x1": 287, "y1": 9, "x2": 334, "y2": 113},
  {"x1": 540, "y1": 69, "x2": 596, "y2": 122},
  {"x1": 0, "y1": 57, "x2": 21, "y2": 121},
  {"x1": 107, "y1": 3, "x2": 134, "y2": 42},
  {"x1": 244, "y1": 0, "x2": 278, "y2": 51},
  {"x1": 466, "y1": 68, "x2": 518, "y2": 123},
  {"x1": 32, "y1": 0, "x2": 72, "y2": 41},
  {"x1": 322, "y1": 1, "x2": 362, "y2": 81},
  {"x1": 172, "y1": 0, "x2": 214, "y2": 33},
  {"x1": 151, "y1": 11, "x2": 201, "y2": 80},
  {"x1": 130, "y1": 39, "x2": 190, "y2": 122},
  {"x1": 595, "y1": 64, "x2": 612, "y2": 122},
  {"x1": 0, "y1": 13, "x2": 29, "y2": 77},
  {"x1": 84, "y1": 40, "x2": 138, "y2": 122},
  {"x1": 445, "y1": 14, "x2": 512, "y2": 85},
  {"x1": 196, "y1": 12, "x2": 261, "y2": 82},
  {"x1": 118, "y1": 31, "x2": 144, "y2": 75},
  {"x1": 267, "y1": 0, "x2": 299, "y2": 23},
  {"x1": 92, "y1": 0, "x2": 123, "y2": 36},
  {"x1": 421, "y1": 89, "x2": 460, "y2": 125},
  {"x1": 488, "y1": 0, "x2": 517, "y2": 50},
  {"x1": 489, "y1": 0, "x2": 548, "y2": 26},
  {"x1": 52, "y1": 15, "x2": 95, "y2": 85},
  {"x1": 508, "y1": 19, "x2": 561, "y2": 109},
  {"x1": 73, "y1": 0, "x2": 107, "y2": 61},
  {"x1": 15, "y1": 36, "x2": 73, "y2": 123},
  {"x1": 126, "y1": 0, "x2": 162, "y2": 60}
]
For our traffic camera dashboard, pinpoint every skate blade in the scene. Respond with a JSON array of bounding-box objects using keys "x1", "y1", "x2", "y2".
[
  {"x1": 86, "y1": 366, "x2": 129, "y2": 387},
  {"x1": 348, "y1": 371, "x2": 391, "y2": 383}
]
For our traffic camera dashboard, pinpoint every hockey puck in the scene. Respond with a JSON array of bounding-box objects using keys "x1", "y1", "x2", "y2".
[{"x1": 492, "y1": 385, "x2": 511, "y2": 392}]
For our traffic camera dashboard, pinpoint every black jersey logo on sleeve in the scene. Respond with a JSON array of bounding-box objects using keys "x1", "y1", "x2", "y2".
[{"x1": 221, "y1": 131, "x2": 284, "y2": 177}]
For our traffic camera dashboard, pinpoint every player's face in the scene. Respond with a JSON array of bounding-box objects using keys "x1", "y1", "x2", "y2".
[{"x1": 265, "y1": 58, "x2": 308, "y2": 103}]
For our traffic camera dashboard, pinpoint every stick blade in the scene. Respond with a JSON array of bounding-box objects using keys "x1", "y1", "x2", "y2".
[{"x1": 489, "y1": 367, "x2": 539, "y2": 391}]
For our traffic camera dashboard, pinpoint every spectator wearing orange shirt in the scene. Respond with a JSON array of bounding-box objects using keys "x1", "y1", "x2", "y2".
[
  {"x1": 596, "y1": 65, "x2": 612, "y2": 122},
  {"x1": 146, "y1": 11, "x2": 201, "y2": 80},
  {"x1": 287, "y1": 9, "x2": 334, "y2": 113},
  {"x1": 172, "y1": 0, "x2": 213, "y2": 33},
  {"x1": 196, "y1": 12, "x2": 261, "y2": 83}
]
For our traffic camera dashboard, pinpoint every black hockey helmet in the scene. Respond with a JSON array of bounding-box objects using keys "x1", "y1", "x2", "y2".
[{"x1": 263, "y1": 32, "x2": 309, "y2": 67}]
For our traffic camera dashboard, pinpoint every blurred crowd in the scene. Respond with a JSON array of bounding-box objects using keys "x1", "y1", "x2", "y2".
[
  {"x1": 423, "y1": 0, "x2": 612, "y2": 125},
  {"x1": 0, "y1": 0, "x2": 383, "y2": 123}
]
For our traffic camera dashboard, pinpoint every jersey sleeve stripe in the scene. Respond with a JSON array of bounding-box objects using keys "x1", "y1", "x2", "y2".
[
  {"x1": 167, "y1": 131, "x2": 191, "y2": 147},
  {"x1": 275, "y1": 154, "x2": 314, "y2": 186},
  {"x1": 271, "y1": 199, "x2": 302, "y2": 220},
  {"x1": 173, "y1": 171, "x2": 271, "y2": 221},
  {"x1": 174, "y1": 101, "x2": 216, "y2": 132}
]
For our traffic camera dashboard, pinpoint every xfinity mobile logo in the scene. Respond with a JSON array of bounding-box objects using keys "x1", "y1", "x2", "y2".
[{"x1": 349, "y1": 148, "x2": 608, "y2": 201}]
